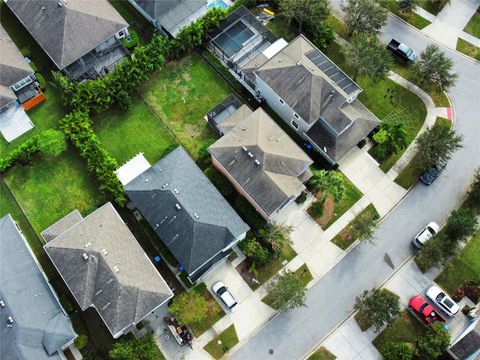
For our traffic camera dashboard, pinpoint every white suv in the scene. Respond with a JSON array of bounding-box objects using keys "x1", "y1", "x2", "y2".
[
  {"x1": 426, "y1": 285, "x2": 459, "y2": 317},
  {"x1": 212, "y1": 281, "x2": 238, "y2": 311}
]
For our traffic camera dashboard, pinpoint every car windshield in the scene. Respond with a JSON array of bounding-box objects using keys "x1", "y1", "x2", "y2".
[
  {"x1": 435, "y1": 293, "x2": 445, "y2": 302},
  {"x1": 406, "y1": 48, "x2": 413, "y2": 56},
  {"x1": 444, "y1": 298, "x2": 455, "y2": 308},
  {"x1": 217, "y1": 286, "x2": 227, "y2": 296},
  {"x1": 419, "y1": 303, "x2": 429, "y2": 312}
]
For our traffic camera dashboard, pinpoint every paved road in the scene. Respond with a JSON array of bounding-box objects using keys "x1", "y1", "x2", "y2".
[{"x1": 231, "y1": 9, "x2": 480, "y2": 360}]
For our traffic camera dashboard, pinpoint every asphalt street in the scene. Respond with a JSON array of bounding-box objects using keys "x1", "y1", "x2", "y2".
[{"x1": 231, "y1": 8, "x2": 480, "y2": 360}]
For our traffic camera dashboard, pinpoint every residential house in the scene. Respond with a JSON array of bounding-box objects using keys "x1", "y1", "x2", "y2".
[
  {"x1": 208, "y1": 8, "x2": 380, "y2": 164},
  {"x1": 42, "y1": 203, "x2": 173, "y2": 339},
  {"x1": 208, "y1": 97, "x2": 313, "y2": 220},
  {"x1": 129, "y1": 0, "x2": 231, "y2": 38},
  {"x1": 122, "y1": 146, "x2": 249, "y2": 283},
  {"x1": 448, "y1": 311, "x2": 480, "y2": 360},
  {"x1": 0, "y1": 24, "x2": 43, "y2": 142},
  {"x1": 0, "y1": 214, "x2": 77, "y2": 360},
  {"x1": 6, "y1": 0, "x2": 130, "y2": 81}
]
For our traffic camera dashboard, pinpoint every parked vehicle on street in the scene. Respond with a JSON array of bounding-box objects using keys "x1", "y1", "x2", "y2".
[
  {"x1": 420, "y1": 160, "x2": 447, "y2": 185},
  {"x1": 426, "y1": 285, "x2": 460, "y2": 317},
  {"x1": 412, "y1": 222, "x2": 440, "y2": 249},
  {"x1": 409, "y1": 295, "x2": 446, "y2": 324},
  {"x1": 212, "y1": 281, "x2": 238, "y2": 311},
  {"x1": 387, "y1": 39, "x2": 418, "y2": 63}
]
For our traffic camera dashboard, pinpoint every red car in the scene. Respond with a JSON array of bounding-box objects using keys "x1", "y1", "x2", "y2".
[{"x1": 409, "y1": 295, "x2": 446, "y2": 324}]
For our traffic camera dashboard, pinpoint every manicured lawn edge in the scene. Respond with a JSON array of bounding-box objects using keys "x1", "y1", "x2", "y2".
[
  {"x1": 456, "y1": 38, "x2": 480, "y2": 61},
  {"x1": 307, "y1": 347, "x2": 337, "y2": 360},
  {"x1": 203, "y1": 325, "x2": 239, "y2": 359},
  {"x1": 418, "y1": 0, "x2": 447, "y2": 15},
  {"x1": 188, "y1": 283, "x2": 225, "y2": 337},
  {"x1": 331, "y1": 204, "x2": 379, "y2": 250},
  {"x1": 377, "y1": 0, "x2": 431, "y2": 29},
  {"x1": 463, "y1": 10, "x2": 480, "y2": 38}
]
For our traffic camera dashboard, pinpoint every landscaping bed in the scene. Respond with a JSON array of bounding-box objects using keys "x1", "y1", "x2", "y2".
[
  {"x1": 331, "y1": 204, "x2": 379, "y2": 250},
  {"x1": 141, "y1": 54, "x2": 230, "y2": 159},
  {"x1": 418, "y1": 0, "x2": 448, "y2": 16},
  {"x1": 376, "y1": 0, "x2": 431, "y2": 29},
  {"x1": 456, "y1": 38, "x2": 480, "y2": 61},
  {"x1": 203, "y1": 325, "x2": 239, "y2": 359},
  {"x1": 188, "y1": 283, "x2": 225, "y2": 337},
  {"x1": 236, "y1": 244, "x2": 297, "y2": 290},
  {"x1": 464, "y1": 10, "x2": 480, "y2": 38},
  {"x1": 307, "y1": 347, "x2": 336, "y2": 360},
  {"x1": 93, "y1": 96, "x2": 178, "y2": 165}
]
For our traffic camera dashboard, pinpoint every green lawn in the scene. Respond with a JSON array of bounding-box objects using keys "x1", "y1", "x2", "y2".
[
  {"x1": 377, "y1": 0, "x2": 431, "y2": 29},
  {"x1": 331, "y1": 204, "x2": 379, "y2": 250},
  {"x1": 203, "y1": 325, "x2": 239, "y2": 359},
  {"x1": 141, "y1": 54, "x2": 230, "y2": 159},
  {"x1": 394, "y1": 117, "x2": 452, "y2": 189},
  {"x1": 262, "y1": 263, "x2": 313, "y2": 309},
  {"x1": 373, "y1": 311, "x2": 427, "y2": 355},
  {"x1": 188, "y1": 283, "x2": 225, "y2": 337},
  {"x1": 436, "y1": 230, "x2": 480, "y2": 294},
  {"x1": 322, "y1": 174, "x2": 363, "y2": 229},
  {"x1": 464, "y1": 10, "x2": 480, "y2": 38},
  {"x1": 456, "y1": 38, "x2": 480, "y2": 61},
  {"x1": 253, "y1": 244, "x2": 297, "y2": 289},
  {"x1": 93, "y1": 97, "x2": 178, "y2": 165},
  {"x1": 326, "y1": 14, "x2": 350, "y2": 40},
  {"x1": 266, "y1": 17, "x2": 297, "y2": 42},
  {"x1": 418, "y1": 0, "x2": 448, "y2": 15},
  {"x1": 3, "y1": 149, "x2": 104, "y2": 235},
  {"x1": 307, "y1": 347, "x2": 336, "y2": 360}
]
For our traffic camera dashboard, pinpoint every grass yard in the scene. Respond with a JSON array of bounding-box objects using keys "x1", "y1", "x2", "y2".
[
  {"x1": 3, "y1": 149, "x2": 104, "y2": 235},
  {"x1": 203, "y1": 325, "x2": 239, "y2": 359},
  {"x1": 141, "y1": 54, "x2": 230, "y2": 159},
  {"x1": 456, "y1": 38, "x2": 480, "y2": 61},
  {"x1": 188, "y1": 283, "x2": 225, "y2": 337},
  {"x1": 262, "y1": 263, "x2": 313, "y2": 309},
  {"x1": 464, "y1": 10, "x2": 480, "y2": 38},
  {"x1": 307, "y1": 347, "x2": 337, "y2": 360},
  {"x1": 331, "y1": 204, "x2": 379, "y2": 250},
  {"x1": 93, "y1": 97, "x2": 178, "y2": 165},
  {"x1": 394, "y1": 117, "x2": 452, "y2": 189},
  {"x1": 372, "y1": 311, "x2": 427, "y2": 354},
  {"x1": 418, "y1": 0, "x2": 448, "y2": 15},
  {"x1": 435, "y1": 230, "x2": 480, "y2": 294},
  {"x1": 376, "y1": 0, "x2": 431, "y2": 29},
  {"x1": 326, "y1": 14, "x2": 350, "y2": 40}
]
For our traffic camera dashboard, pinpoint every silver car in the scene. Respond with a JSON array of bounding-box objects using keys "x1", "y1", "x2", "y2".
[
  {"x1": 212, "y1": 281, "x2": 238, "y2": 311},
  {"x1": 426, "y1": 285, "x2": 459, "y2": 317}
]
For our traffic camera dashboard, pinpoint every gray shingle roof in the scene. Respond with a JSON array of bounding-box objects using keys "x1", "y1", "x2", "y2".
[
  {"x1": 125, "y1": 146, "x2": 249, "y2": 276},
  {"x1": 450, "y1": 320, "x2": 480, "y2": 360},
  {"x1": 0, "y1": 214, "x2": 76, "y2": 360},
  {"x1": 131, "y1": 0, "x2": 183, "y2": 20},
  {"x1": 209, "y1": 107, "x2": 313, "y2": 217},
  {"x1": 6, "y1": 0, "x2": 127, "y2": 69},
  {"x1": 0, "y1": 24, "x2": 33, "y2": 108},
  {"x1": 43, "y1": 203, "x2": 173, "y2": 338}
]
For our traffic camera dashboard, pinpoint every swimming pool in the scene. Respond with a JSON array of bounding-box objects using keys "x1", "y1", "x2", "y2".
[{"x1": 208, "y1": 0, "x2": 229, "y2": 10}]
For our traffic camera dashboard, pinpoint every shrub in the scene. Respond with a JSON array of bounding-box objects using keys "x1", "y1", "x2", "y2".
[
  {"x1": 74, "y1": 334, "x2": 88, "y2": 350},
  {"x1": 168, "y1": 291, "x2": 208, "y2": 325},
  {"x1": 197, "y1": 139, "x2": 216, "y2": 166},
  {"x1": 381, "y1": 342, "x2": 414, "y2": 360},
  {"x1": 161, "y1": 144, "x2": 179, "y2": 158},
  {"x1": 295, "y1": 191, "x2": 307, "y2": 204},
  {"x1": 29, "y1": 61, "x2": 38, "y2": 72},
  {"x1": 241, "y1": 237, "x2": 269, "y2": 265},
  {"x1": 354, "y1": 289, "x2": 400, "y2": 332},
  {"x1": 20, "y1": 46, "x2": 31, "y2": 57},
  {"x1": 204, "y1": 166, "x2": 233, "y2": 198},
  {"x1": 309, "y1": 200, "x2": 325, "y2": 219},
  {"x1": 417, "y1": 322, "x2": 451, "y2": 359},
  {"x1": 35, "y1": 72, "x2": 46, "y2": 91},
  {"x1": 120, "y1": 31, "x2": 139, "y2": 49},
  {"x1": 37, "y1": 129, "x2": 67, "y2": 157},
  {"x1": 453, "y1": 283, "x2": 480, "y2": 303}
]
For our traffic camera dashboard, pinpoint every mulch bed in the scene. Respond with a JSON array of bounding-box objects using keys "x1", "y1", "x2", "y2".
[
  {"x1": 236, "y1": 259, "x2": 260, "y2": 289},
  {"x1": 309, "y1": 192, "x2": 335, "y2": 227}
]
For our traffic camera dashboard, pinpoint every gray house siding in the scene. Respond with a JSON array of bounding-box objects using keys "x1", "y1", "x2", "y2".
[{"x1": 255, "y1": 75, "x2": 312, "y2": 137}]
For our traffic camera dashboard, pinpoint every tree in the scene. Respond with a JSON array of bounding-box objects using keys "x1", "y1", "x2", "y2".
[
  {"x1": 37, "y1": 129, "x2": 67, "y2": 157},
  {"x1": 259, "y1": 223, "x2": 293, "y2": 253},
  {"x1": 168, "y1": 291, "x2": 208, "y2": 325},
  {"x1": 109, "y1": 333, "x2": 160, "y2": 360},
  {"x1": 354, "y1": 289, "x2": 400, "y2": 332},
  {"x1": 417, "y1": 322, "x2": 451, "y2": 359},
  {"x1": 381, "y1": 341, "x2": 415, "y2": 360},
  {"x1": 267, "y1": 270, "x2": 307, "y2": 311},
  {"x1": 415, "y1": 235, "x2": 445, "y2": 272},
  {"x1": 344, "y1": 34, "x2": 392, "y2": 81},
  {"x1": 413, "y1": 44, "x2": 458, "y2": 92},
  {"x1": 467, "y1": 168, "x2": 480, "y2": 209},
  {"x1": 279, "y1": 0, "x2": 330, "y2": 33},
  {"x1": 241, "y1": 237, "x2": 269, "y2": 265},
  {"x1": 308, "y1": 169, "x2": 346, "y2": 203},
  {"x1": 372, "y1": 120, "x2": 409, "y2": 160},
  {"x1": 350, "y1": 210, "x2": 378, "y2": 243},
  {"x1": 398, "y1": 0, "x2": 419, "y2": 13},
  {"x1": 444, "y1": 208, "x2": 478, "y2": 242},
  {"x1": 74, "y1": 334, "x2": 88, "y2": 350},
  {"x1": 413, "y1": 124, "x2": 462, "y2": 173},
  {"x1": 341, "y1": 0, "x2": 387, "y2": 36}
]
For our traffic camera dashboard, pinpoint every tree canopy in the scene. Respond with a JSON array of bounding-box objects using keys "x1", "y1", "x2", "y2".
[
  {"x1": 341, "y1": 0, "x2": 388, "y2": 36},
  {"x1": 280, "y1": 0, "x2": 330, "y2": 33},
  {"x1": 109, "y1": 333, "x2": 161, "y2": 360},
  {"x1": 259, "y1": 223, "x2": 293, "y2": 253},
  {"x1": 168, "y1": 290, "x2": 208, "y2": 325},
  {"x1": 354, "y1": 289, "x2": 400, "y2": 332},
  {"x1": 444, "y1": 208, "x2": 478, "y2": 242},
  {"x1": 267, "y1": 270, "x2": 307, "y2": 311},
  {"x1": 308, "y1": 169, "x2": 346, "y2": 203},
  {"x1": 417, "y1": 322, "x2": 451, "y2": 359},
  {"x1": 350, "y1": 210, "x2": 378, "y2": 243}
]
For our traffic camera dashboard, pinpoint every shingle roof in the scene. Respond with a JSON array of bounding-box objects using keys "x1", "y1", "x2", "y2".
[
  {"x1": 0, "y1": 214, "x2": 76, "y2": 360},
  {"x1": 209, "y1": 108, "x2": 313, "y2": 216},
  {"x1": 125, "y1": 146, "x2": 249, "y2": 276},
  {"x1": 450, "y1": 320, "x2": 480, "y2": 360},
  {"x1": 43, "y1": 203, "x2": 173, "y2": 338},
  {"x1": 131, "y1": 0, "x2": 183, "y2": 20},
  {"x1": 6, "y1": 0, "x2": 127, "y2": 69},
  {"x1": 0, "y1": 24, "x2": 33, "y2": 108}
]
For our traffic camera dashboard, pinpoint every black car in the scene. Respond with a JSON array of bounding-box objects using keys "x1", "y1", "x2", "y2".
[{"x1": 420, "y1": 160, "x2": 447, "y2": 185}]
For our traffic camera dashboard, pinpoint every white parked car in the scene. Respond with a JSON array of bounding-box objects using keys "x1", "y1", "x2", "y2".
[
  {"x1": 426, "y1": 285, "x2": 459, "y2": 317},
  {"x1": 412, "y1": 222, "x2": 440, "y2": 249},
  {"x1": 212, "y1": 281, "x2": 238, "y2": 311}
]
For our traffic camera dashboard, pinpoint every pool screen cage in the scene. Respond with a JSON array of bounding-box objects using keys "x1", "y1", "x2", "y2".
[{"x1": 206, "y1": 6, "x2": 277, "y2": 72}]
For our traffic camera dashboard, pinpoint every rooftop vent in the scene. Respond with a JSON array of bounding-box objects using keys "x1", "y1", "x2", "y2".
[
  {"x1": 175, "y1": 203, "x2": 181, "y2": 210},
  {"x1": 6, "y1": 316, "x2": 14, "y2": 325},
  {"x1": 278, "y1": 58, "x2": 282, "y2": 62},
  {"x1": 113, "y1": 266, "x2": 119, "y2": 273},
  {"x1": 162, "y1": 183, "x2": 169, "y2": 189},
  {"x1": 82, "y1": 253, "x2": 89, "y2": 261},
  {"x1": 0, "y1": 300, "x2": 5, "y2": 308},
  {"x1": 101, "y1": 249, "x2": 108, "y2": 256},
  {"x1": 145, "y1": 178, "x2": 149, "y2": 182},
  {"x1": 241, "y1": 146, "x2": 248, "y2": 152},
  {"x1": 174, "y1": 188, "x2": 180, "y2": 194},
  {"x1": 296, "y1": 61, "x2": 302, "y2": 66},
  {"x1": 194, "y1": 213, "x2": 199, "y2": 219},
  {"x1": 58, "y1": 1, "x2": 63, "y2": 6},
  {"x1": 247, "y1": 152, "x2": 254, "y2": 158},
  {"x1": 172, "y1": 234, "x2": 179, "y2": 241},
  {"x1": 242, "y1": 127, "x2": 246, "y2": 131},
  {"x1": 254, "y1": 159, "x2": 261, "y2": 166}
]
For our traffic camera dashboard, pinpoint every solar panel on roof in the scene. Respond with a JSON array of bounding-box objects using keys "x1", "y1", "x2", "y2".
[{"x1": 305, "y1": 49, "x2": 361, "y2": 95}]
